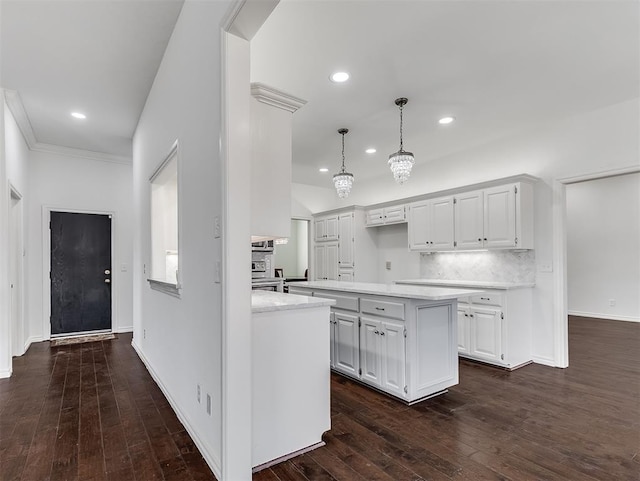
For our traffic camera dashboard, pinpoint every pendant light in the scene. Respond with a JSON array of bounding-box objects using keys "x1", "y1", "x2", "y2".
[
  {"x1": 388, "y1": 97, "x2": 415, "y2": 184},
  {"x1": 333, "y1": 128, "x2": 354, "y2": 198}
]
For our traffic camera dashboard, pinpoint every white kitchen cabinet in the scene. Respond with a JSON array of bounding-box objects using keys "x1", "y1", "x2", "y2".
[
  {"x1": 365, "y1": 205, "x2": 406, "y2": 227},
  {"x1": 408, "y1": 196, "x2": 455, "y2": 251},
  {"x1": 314, "y1": 215, "x2": 339, "y2": 242},
  {"x1": 338, "y1": 212, "x2": 354, "y2": 268},
  {"x1": 314, "y1": 242, "x2": 338, "y2": 280},
  {"x1": 484, "y1": 185, "x2": 516, "y2": 248},
  {"x1": 312, "y1": 207, "x2": 377, "y2": 282},
  {"x1": 359, "y1": 315, "x2": 406, "y2": 398},
  {"x1": 292, "y1": 284, "x2": 460, "y2": 403},
  {"x1": 250, "y1": 84, "x2": 305, "y2": 241},
  {"x1": 456, "y1": 289, "x2": 532, "y2": 369},
  {"x1": 454, "y1": 190, "x2": 485, "y2": 249},
  {"x1": 333, "y1": 311, "x2": 360, "y2": 377}
]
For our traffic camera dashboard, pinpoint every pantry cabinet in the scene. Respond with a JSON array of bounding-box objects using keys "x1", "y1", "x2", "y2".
[
  {"x1": 314, "y1": 242, "x2": 338, "y2": 280},
  {"x1": 312, "y1": 207, "x2": 377, "y2": 282}
]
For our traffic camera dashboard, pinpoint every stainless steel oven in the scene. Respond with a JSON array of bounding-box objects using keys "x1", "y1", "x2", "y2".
[{"x1": 252, "y1": 251, "x2": 273, "y2": 279}]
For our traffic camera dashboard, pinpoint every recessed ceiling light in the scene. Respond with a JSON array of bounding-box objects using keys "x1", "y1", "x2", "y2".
[
  {"x1": 438, "y1": 116, "x2": 455, "y2": 125},
  {"x1": 330, "y1": 72, "x2": 349, "y2": 83},
  {"x1": 319, "y1": 167, "x2": 329, "y2": 173},
  {"x1": 71, "y1": 112, "x2": 86, "y2": 119},
  {"x1": 365, "y1": 148, "x2": 377, "y2": 154}
]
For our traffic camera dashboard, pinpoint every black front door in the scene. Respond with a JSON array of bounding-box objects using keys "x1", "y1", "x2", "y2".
[{"x1": 50, "y1": 211, "x2": 112, "y2": 335}]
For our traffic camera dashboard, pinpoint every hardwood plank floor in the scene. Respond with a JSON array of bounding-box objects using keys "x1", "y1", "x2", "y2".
[{"x1": 1, "y1": 316, "x2": 638, "y2": 481}]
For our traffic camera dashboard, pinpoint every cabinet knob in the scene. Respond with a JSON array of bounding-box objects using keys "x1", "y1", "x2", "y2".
[
  {"x1": 478, "y1": 238, "x2": 482, "y2": 242},
  {"x1": 374, "y1": 330, "x2": 379, "y2": 334},
  {"x1": 469, "y1": 314, "x2": 474, "y2": 318},
  {"x1": 464, "y1": 313, "x2": 469, "y2": 317},
  {"x1": 380, "y1": 332, "x2": 385, "y2": 336},
  {"x1": 484, "y1": 238, "x2": 487, "y2": 241}
]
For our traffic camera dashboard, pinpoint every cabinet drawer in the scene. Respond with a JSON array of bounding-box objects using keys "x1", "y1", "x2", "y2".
[
  {"x1": 361, "y1": 298, "x2": 405, "y2": 320},
  {"x1": 288, "y1": 288, "x2": 312, "y2": 297},
  {"x1": 470, "y1": 293, "x2": 503, "y2": 307},
  {"x1": 314, "y1": 291, "x2": 359, "y2": 312}
]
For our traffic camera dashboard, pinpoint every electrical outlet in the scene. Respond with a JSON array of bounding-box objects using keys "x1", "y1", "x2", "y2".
[
  {"x1": 609, "y1": 299, "x2": 616, "y2": 307},
  {"x1": 197, "y1": 384, "x2": 201, "y2": 403},
  {"x1": 214, "y1": 216, "x2": 221, "y2": 238},
  {"x1": 385, "y1": 261, "x2": 392, "y2": 270},
  {"x1": 537, "y1": 262, "x2": 553, "y2": 273},
  {"x1": 206, "y1": 394, "x2": 212, "y2": 415}
]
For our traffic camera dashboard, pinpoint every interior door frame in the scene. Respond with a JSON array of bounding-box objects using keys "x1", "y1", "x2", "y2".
[
  {"x1": 552, "y1": 164, "x2": 640, "y2": 368},
  {"x1": 9, "y1": 183, "x2": 24, "y2": 356},
  {"x1": 42, "y1": 205, "x2": 117, "y2": 340}
]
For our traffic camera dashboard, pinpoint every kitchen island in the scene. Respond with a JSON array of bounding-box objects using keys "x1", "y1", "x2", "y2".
[
  {"x1": 288, "y1": 281, "x2": 481, "y2": 404},
  {"x1": 251, "y1": 291, "x2": 334, "y2": 470}
]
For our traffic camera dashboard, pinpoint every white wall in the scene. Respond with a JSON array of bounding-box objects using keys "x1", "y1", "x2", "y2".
[
  {"x1": 566, "y1": 173, "x2": 640, "y2": 321},
  {"x1": 132, "y1": 1, "x2": 230, "y2": 476},
  {"x1": 296, "y1": 98, "x2": 640, "y2": 366},
  {"x1": 0, "y1": 93, "x2": 10, "y2": 377},
  {"x1": 26, "y1": 150, "x2": 134, "y2": 340}
]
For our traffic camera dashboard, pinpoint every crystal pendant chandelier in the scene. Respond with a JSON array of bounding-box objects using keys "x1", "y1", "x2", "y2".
[
  {"x1": 388, "y1": 97, "x2": 415, "y2": 184},
  {"x1": 333, "y1": 128, "x2": 354, "y2": 198}
]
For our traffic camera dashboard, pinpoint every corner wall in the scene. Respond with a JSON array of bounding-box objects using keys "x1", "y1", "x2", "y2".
[{"x1": 132, "y1": 1, "x2": 230, "y2": 476}]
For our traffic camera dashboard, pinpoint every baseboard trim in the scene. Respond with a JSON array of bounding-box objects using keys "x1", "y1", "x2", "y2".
[
  {"x1": 568, "y1": 311, "x2": 639, "y2": 323},
  {"x1": 24, "y1": 336, "x2": 43, "y2": 354},
  {"x1": 532, "y1": 356, "x2": 557, "y2": 367},
  {"x1": 113, "y1": 326, "x2": 133, "y2": 334},
  {"x1": 0, "y1": 368, "x2": 12, "y2": 379},
  {"x1": 131, "y1": 340, "x2": 222, "y2": 479}
]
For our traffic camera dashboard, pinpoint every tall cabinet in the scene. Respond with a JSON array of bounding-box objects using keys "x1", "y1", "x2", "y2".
[{"x1": 313, "y1": 207, "x2": 377, "y2": 282}]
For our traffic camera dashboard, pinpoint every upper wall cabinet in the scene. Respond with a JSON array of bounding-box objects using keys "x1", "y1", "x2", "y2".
[
  {"x1": 250, "y1": 83, "x2": 306, "y2": 242},
  {"x1": 408, "y1": 181, "x2": 534, "y2": 252},
  {"x1": 314, "y1": 214, "x2": 339, "y2": 242},
  {"x1": 408, "y1": 197, "x2": 455, "y2": 251},
  {"x1": 365, "y1": 205, "x2": 407, "y2": 227}
]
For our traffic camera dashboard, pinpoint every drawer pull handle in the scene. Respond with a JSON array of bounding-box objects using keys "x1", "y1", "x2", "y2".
[
  {"x1": 480, "y1": 297, "x2": 490, "y2": 300},
  {"x1": 375, "y1": 307, "x2": 385, "y2": 311}
]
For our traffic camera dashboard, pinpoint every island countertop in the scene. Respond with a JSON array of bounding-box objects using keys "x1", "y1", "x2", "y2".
[
  {"x1": 394, "y1": 279, "x2": 535, "y2": 290},
  {"x1": 291, "y1": 280, "x2": 482, "y2": 300},
  {"x1": 251, "y1": 290, "x2": 335, "y2": 313}
]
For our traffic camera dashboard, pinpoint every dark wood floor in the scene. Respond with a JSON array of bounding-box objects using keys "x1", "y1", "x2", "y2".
[{"x1": 1, "y1": 316, "x2": 638, "y2": 481}]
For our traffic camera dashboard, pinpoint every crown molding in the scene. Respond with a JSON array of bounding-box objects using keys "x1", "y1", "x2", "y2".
[
  {"x1": 250, "y1": 82, "x2": 306, "y2": 113},
  {"x1": 4, "y1": 89, "x2": 38, "y2": 148},
  {"x1": 3, "y1": 89, "x2": 132, "y2": 165}
]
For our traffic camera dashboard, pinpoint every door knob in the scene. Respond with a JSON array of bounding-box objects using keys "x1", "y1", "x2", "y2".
[{"x1": 104, "y1": 279, "x2": 111, "y2": 283}]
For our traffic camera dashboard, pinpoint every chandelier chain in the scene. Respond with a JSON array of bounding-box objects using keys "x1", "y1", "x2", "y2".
[
  {"x1": 399, "y1": 103, "x2": 404, "y2": 152},
  {"x1": 341, "y1": 131, "x2": 346, "y2": 172}
]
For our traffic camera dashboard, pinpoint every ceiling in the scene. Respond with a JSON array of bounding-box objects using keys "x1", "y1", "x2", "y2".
[
  {"x1": 1, "y1": 0, "x2": 185, "y2": 161},
  {"x1": 251, "y1": 0, "x2": 639, "y2": 187},
  {"x1": 1, "y1": 1, "x2": 638, "y2": 182}
]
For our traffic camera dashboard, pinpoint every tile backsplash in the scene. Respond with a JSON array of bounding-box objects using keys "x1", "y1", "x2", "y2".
[{"x1": 419, "y1": 250, "x2": 536, "y2": 284}]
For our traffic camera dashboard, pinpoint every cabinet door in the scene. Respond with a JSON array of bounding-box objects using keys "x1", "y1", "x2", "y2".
[
  {"x1": 366, "y1": 208, "x2": 384, "y2": 226},
  {"x1": 408, "y1": 200, "x2": 430, "y2": 250},
  {"x1": 484, "y1": 185, "x2": 516, "y2": 248},
  {"x1": 429, "y1": 196, "x2": 455, "y2": 250},
  {"x1": 338, "y1": 269, "x2": 354, "y2": 282},
  {"x1": 457, "y1": 307, "x2": 470, "y2": 355},
  {"x1": 359, "y1": 317, "x2": 381, "y2": 386},
  {"x1": 381, "y1": 320, "x2": 406, "y2": 397},
  {"x1": 314, "y1": 245, "x2": 326, "y2": 280},
  {"x1": 384, "y1": 205, "x2": 406, "y2": 224},
  {"x1": 334, "y1": 312, "x2": 360, "y2": 377},
  {"x1": 470, "y1": 307, "x2": 503, "y2": 363},
  {"x1": 314, "y1": 218, "x2": 326, "y2": 242},
  {"x1": 338, "y1": 213, "x2": 354, "y2": 268},
  {"x1": 455, "y1": 191, "x2": 484, "y2": 249},
  {"x1": 325, "y1": 242, "x2": 339, "y2": 280},
  {"x1": 325, "y1": 215, "x2": 339, "y2": 241}
]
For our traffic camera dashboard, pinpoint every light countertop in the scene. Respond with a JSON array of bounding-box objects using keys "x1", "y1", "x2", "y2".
[
  {"x1": 252, "y1": 290, "x2": 335, "y2": 314},
  {"x1": 291, "y1": 281, "x2": 482, "y2": 300},
  {"x1": 394, "y1": 279, "x2": 535, "y2": 290}
]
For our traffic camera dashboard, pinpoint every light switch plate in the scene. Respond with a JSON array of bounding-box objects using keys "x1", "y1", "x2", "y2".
[{"x1": 538, "y1": 263, "x2": 553, "y2": 273}]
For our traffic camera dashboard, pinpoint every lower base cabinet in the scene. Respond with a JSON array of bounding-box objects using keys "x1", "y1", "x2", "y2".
[
  {"x1": 295, "y1": 286, "x2": 459, "y2": 403},
  {"x1": 457, "y1": 288, "x2": 532, "y2": 369}
]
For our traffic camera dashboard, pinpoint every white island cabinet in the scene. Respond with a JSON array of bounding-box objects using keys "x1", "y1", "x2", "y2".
[
  {"x1": 251, "y1": 291, "x2": 335, "y2": 471},
  {"x1": 289, "y1": 281, "x2": 481, "y2": 404}
]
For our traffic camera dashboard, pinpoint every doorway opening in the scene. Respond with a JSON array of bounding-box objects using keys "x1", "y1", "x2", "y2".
[
  {"x1": 273, "y1": 218, "x2": 310, "y2": 285},
  {"x1": 9, "y1": 186, "x2": 24, "y2": 356}
]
